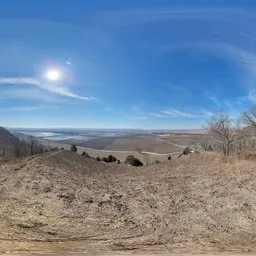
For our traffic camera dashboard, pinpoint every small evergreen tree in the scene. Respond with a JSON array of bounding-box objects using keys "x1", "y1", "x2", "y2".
[
  {"x1": 124, "y1": 155, "x2": 143, "y2": 166},
  {"x1": 101, "y1": 157, "x2": 107, "y2": 162},
  {"x1": 81, "y1": 151, "x2": 90, "y2": 158},
  {"x1": 107, "y1": 155, "x2": 117, "y2": 162},
  {"x1": 70, "y1": 144, "x2": 77, "y2": 152}
]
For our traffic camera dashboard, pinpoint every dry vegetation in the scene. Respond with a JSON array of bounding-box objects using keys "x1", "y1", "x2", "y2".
[
  {"x1": 0, "y1": 150, "x2": 256, "y2": 252},
  {"x1": 41, "y1": 140, "x2": 176, "y2": 165},
  {"x1": 104, "y1": 136, "x2": 183, "y2": 153}
]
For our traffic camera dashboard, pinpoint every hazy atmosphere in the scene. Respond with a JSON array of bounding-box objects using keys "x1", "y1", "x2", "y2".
[
  {"x1": 1, "y1": 1, "x2": 256, "y2": 129},
  {"x1": 1, "y1": 1, "x2": 256, "y2": 256}
]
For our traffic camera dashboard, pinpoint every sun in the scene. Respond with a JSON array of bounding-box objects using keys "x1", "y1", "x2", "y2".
[{"x1": 45, "y1": 70, "x2": 61, "y2": 81}]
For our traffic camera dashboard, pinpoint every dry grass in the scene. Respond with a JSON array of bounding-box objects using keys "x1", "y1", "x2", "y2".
[
  {"x1": 104, "y1": 136, "x2": 182, "y2": 153},
  {"x1": 40, "y1": 140, "x2": 178, "y2": 164},
  {"x1": 234, "y1": 149, "x2": 256, "y2": 161},
  {"x1": 0, "y1": 151, "x2": 256, "y2": 252}
]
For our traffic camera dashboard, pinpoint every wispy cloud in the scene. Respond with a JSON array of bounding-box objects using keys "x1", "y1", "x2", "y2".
[
  {"x1": 149, "y1": 112, "x2": 167, "y2": 118},
  {"x1": 248, "y1": 89, "x2": 256, "y2": 103},
  {"x1": 0, "y1": 87, "x2": 62, "y2": 102},
  {"x1": 0, "y1": 77, "x2": 95, "y2": 100},
  {"x1": 131, "y1": 104, "x2": 146, "y2": 115},
  {"x1": 158, "y1": 81, "x2": 189, "y2": 95},
  {"x1": 143, "y1": 108, "x2": 214, "y2": 119},
  {"x1": 97, "y1": 7, "x2": 253, "y2": 27},
  {"x1": 208, "y1": 96, "x2": 222, "y2": 107},
  {"x1": 0, "y1": 105, "x2": 62, "y2": 112},
  {"x1": 161, "y1": 109, "x2": 193, "y2": 117}
]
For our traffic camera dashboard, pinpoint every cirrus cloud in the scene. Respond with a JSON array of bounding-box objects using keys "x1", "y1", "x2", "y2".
[{"x1": 0, "y1": 77, "x2": 95, "y2": 101}]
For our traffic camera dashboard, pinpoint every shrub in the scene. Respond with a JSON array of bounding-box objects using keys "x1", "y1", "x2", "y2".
[
  {"x1": 207, "y1": 145, "x2": 213, "y2": 151},
  {"x1": 101, "y1": 157, "x2": 107, "y2": 162},
  {"x1": 96, "y1": 156, "x2": 101, "y2": 161},
  {"x1": 183, "y1": 146, "x2": 191, "y2": 155},
  {"x1": 117, "y1": 159, "x2": 121, "y2": 164},
  {"x1": 107, "y1": 155, "x2": 117, "y2": 163},
  {"x1": 61, "y1": 147, "x2": 64, "y2": 150},
  {"x1": 70, "y1": 144, "x2": 77, "y2": 153},
  {"x1": 124, "y1": 155, "x2": 143, "y2": 166},
  {"x1": 50, "y1": 147, "x2": 59, "y2": 152},
  {"x1": 81, "y1": 151, "x2": 90, "y2": 158},
  {"x1": 155, "y1": 160, "x2": 160, "y2": 164},
  {"x1": 168, "y1": 155, "x2": 172, "y2": 160}
]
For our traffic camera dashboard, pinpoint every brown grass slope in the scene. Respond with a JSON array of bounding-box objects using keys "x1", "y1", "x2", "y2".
[{"x1": 0, "y1": 151, "x2": 256, "y2": 251}]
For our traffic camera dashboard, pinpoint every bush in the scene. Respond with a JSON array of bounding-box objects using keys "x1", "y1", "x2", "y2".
[
  {"x1": 101, "y1": 157, "x2": 107, "y2": 162},
  {"x1": 207, "y1": 145, "x2": 213, "y2": 151},
  {"x1": 81, "y1": 151, "x2": 90, "y2": 158},
  {"x1": 155, "y1": 160, "x2": 160, "y2": 164},
  {"x1": 124, "y1": 155, "x2": 143, "y2": 166},
  {"x1": 168, "y1": 155, "x2": 172, "y2": 160},
  {"x1": 70, "y1": 144, "x2": 77, "y2": 153},
  {"x1": 61, "y1": 147, "x2": 64, "y2": 150},
  {"x1": 96, "y1": 156, "x2": 101, "y2": 161},
  {"x1": 50, "y1": 147, "x2": 59, "y2": 152},
  {"x1": 183, "y1": 146, "x2": 191, "y2": 155},
  {"x1": 117, "y1": 159, "x2": 121, "y2": 164},
  {"x1": 107, "y1": 155, "x2": 117, "y2": 163}
]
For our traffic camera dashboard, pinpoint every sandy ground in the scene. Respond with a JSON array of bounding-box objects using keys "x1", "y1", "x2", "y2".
[
  {"x1": 1, "y1": 151, "x2": 256, "y2": 254},
  {"x1": 0, "y1": 240, "x2": 254, "y2": 255}
]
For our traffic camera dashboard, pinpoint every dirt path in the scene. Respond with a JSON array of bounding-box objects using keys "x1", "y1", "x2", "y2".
[{"x1": 156, "y1": 137, "x2": 186, "y2": 148}]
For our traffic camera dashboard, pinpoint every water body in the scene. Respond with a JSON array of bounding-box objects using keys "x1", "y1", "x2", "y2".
[
  {"x1": 12, "y1": 129, "x2": 132, "y2": 142},
  {"x1": 13, "y1": 131, "x2": 92, "y2": 141}
]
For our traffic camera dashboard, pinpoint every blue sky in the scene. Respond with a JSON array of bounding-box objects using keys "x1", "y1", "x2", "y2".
[{"x1": 0, "y1": 0, "x2": 256, "y2": 129}]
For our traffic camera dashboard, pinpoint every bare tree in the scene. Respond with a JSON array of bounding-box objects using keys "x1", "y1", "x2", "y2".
[
  {"x1": 243, "y1": 106, "x2": 256, "y2": 129},
  {"x1": 206, "y1": 111, "x2": 236, "y2": 156},
  {"x1": 199, "y1": 134, "x2": 211, "y2": 151},
  {"x1": 13, "y1": 138, "x2": 27, "y2": 158},
  {"x1": 28, "y1": 136, "x2": 38, "y2": 156}
]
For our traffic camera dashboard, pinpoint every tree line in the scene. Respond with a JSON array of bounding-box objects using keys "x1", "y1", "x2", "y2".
[
  {"x1": 0, "y1": 135, "x2": 51, "y2": 158},
  {"x1": 205, "y1": 107, "x2": 256, "y2": 156}
]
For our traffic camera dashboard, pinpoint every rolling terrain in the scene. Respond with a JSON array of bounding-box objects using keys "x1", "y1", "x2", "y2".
[
  {"x1": 0, "y1": 127, "x2": 17, "y2": 155},
  {"x1": 0, "y1": 150, "x2": 256, "y2": 253},
  {"x1": 39, "y1": 132, "x2": 203, "y2": 164}
]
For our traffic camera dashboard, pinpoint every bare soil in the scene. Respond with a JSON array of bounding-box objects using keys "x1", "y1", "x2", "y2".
[{"x1": 0, "y1": 151, "x2": 256, "y2": 253}]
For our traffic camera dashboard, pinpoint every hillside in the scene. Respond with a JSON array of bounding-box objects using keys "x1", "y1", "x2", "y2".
[
  {"x1": 0, "y1": 151, "x2": 256, "y2": 252},
  {"x1": 0, "y1": 127, "x2": 17, "y2": 148}
]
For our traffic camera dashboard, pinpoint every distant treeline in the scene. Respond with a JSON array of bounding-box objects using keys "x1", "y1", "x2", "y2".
[{"x1": 0, "y1": 127, "x2": 52, "y2": 158}]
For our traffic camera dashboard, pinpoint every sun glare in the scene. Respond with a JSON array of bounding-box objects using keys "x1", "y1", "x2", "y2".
[{"x1": 45, "y1": 70, "x2": 61, "y2": 81}]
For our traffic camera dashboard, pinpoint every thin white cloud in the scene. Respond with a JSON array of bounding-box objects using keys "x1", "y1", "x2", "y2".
[
  {"x1": 248, "y1": 89, "x2": 256, "y2": 103},
  {"x1": 0, "y1": 87, "x2": 62, "y2": 102},
  {"x1": 188, "y1": 43, "x2": 256, "y2": 104},
  {"x1": 149, "y1": 112, "x2": 167, "y2": 118},
  {"x1": 148, "y1": 109, "x2": 214, "y2": 119},
  {"x1": 161, "y1": 109, "x2": 193, "y2": 117},
  {"x1": 0, "y1": 105, "x2": 62, "y2": 112},
  {"x1": 97, "y1": 7, "x2": 253, "y2": 27},
  {"x1": 0, "y1": 77, "x2": 94, "y2": 100},
  {"x1": 208, "y1": 96, "x2": 222, "y2": 107},
  {"x1": 0, "y1": 106, "x2": 41, "y2": 112},
  {"x1": 157, "y1": 81, "x2": 189, "y2": 95}
]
